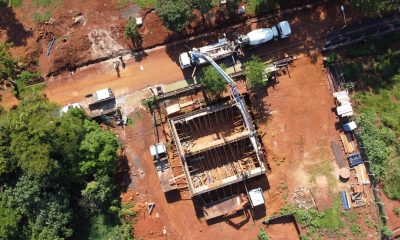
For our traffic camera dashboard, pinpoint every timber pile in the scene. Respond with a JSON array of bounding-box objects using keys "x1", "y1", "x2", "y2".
[
  {"x1": 291, "y1": 187, "x2": 316, "y2": 209},
  {"x1": 354, "y1": 164, "x2": 370, "y2": 185},
  {"x1": 340, "y1": 132, "x2": 357, "y2": 153}
]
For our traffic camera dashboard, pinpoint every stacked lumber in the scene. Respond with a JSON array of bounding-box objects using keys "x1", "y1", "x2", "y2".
[
  {"x1": 340, "y1": 132, "x2": 357, "y2": 153},
  {"x1": 354, "y1": 164, "x2": 370, "y2": 185}
]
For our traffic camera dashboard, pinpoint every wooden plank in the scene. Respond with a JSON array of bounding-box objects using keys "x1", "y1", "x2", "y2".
[{"x1": 340, "y1": 132, "x2": 357, "y2": 154}]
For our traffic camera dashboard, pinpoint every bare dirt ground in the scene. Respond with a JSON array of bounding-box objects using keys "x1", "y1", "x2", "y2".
[
  {"x1": 13, "y1": 1, "x2": 352, "y2": 108},
  {"x1": 259, "y1": 56, "x2": 340, "y2": 213},
  {"x1": 113, "y1": 54, "x2": 380, "y2": 240},
  {"x1": 381, "y1": 192, "x2": 400, "y2": 231}
]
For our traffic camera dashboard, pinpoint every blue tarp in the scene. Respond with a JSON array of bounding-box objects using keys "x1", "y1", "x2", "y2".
[{"x1": 341, "y1": 191, "x2": 350, "y2": 210}]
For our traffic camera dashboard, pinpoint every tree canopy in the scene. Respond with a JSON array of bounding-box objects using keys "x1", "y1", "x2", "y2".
[
  {"x1": 351, "y1": 0, "x2": 400, "y2": 17},
  {"x1": 156, "y1": 0, "x2": 192, "y2": 32},
  {"x1": 201, "y1": 65, "x2": 227, "y2": 97},
  {"x1": 0, "y1": 42, "x2": 42, "y2": 98},
  {"x1": 0, "y1": 42, "x2": 17, "y2": 83},
  {"x1": 0, "y1": 93, "x2": 132, "y2": 239},
  {"x1": 124, "y1": 17, "x2": 140, "y2": 46},
  {"x1": 245, "y1": 57, "x2": 267, "y2": 92}
]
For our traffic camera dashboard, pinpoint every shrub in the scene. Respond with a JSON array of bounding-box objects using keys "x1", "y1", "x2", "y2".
[
  {"x1": 245, "y1": 56, "x2": 267, "y2": 92},
  {"x1": 257, "y1": 227, "x2": 269, "y2": 240},
  {"x1": 381, "y1": 225, "x2": 393, "y2": 238},
  {"x1": 393, "y1": 207, "x2": 400, "y2": 217},
  {"x1": 201, "y1": 65, "x2": 227, "y2": 97}
]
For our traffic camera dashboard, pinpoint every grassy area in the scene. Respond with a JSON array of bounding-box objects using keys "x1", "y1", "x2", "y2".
[
  {"x1": 117, "y1": 0, "x2": 156, "y2": 9},
  {"x1": 308, "y1": 160, "x2": 337, "y2": 190},
  {"x1": 8, "y1": 0, "x2": 22, "y2": 7},
  {"x1": 33, "y1": 11, "x2": 51, "y2": 23},
  {"x1": 280, "y1": 199, "x2": 344, "y2": 239},
  {"x1": 126, "y1": 110, "x2": 143, "y2": 127},
  {"x1": 32, "y1": 0, "x2": 62, "y2": 7},
  {"x1": 336, "y1": 33, "x2": 400, "y2": 200},
  {"x1": 280, "y1": 199, "x2": 371, "y2": 239}
]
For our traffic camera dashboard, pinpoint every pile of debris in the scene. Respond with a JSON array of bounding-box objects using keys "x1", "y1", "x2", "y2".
[{"x1": 291, "y1": 187, "x2": 316, "y2": 210}]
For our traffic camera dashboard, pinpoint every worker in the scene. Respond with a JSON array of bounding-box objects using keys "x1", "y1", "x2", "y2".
[
  {"x1": 113, "y1": 61, "x2": 120, "y2": 77},
  {"x1": 119, "y1": 56, "x2": 126, "y2": 69}
]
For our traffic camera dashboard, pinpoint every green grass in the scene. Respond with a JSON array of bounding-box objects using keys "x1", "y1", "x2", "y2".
[
  {"x1": 341, "y1": 211, "x2": 358, "y2": 222},
  {"x1": 336, "y1": 34, "x2": 400, "y2": 200},
  {"x1": 319, "y1": 199, "x2": 343, "y2": 231},
  {"x1": 33, "y1": 11, "x2": 51, "y2": 23},
  {"x1": 280, "y1": 198, "x2": 344, "y2": 238},
  {"x1": 350, "y1": 224, "x2": 362, "y2": 236},
  {"x1": 308, "y1": 160, "x2": 337, "y2": 190},
  {"x1": 117, "y1": 0, "x2": 156, "y2": 9},
  {"x1": 32, "y1": 0, "x2": 62, "y2": 7},
  {"x1": 126, "y1": 111, "x2": 143, "y2": 127},
  {"x1": 8, "y1": 0, "x2": 22, "y2": 7}
]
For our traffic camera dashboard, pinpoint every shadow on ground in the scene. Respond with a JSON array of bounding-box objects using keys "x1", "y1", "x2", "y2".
[{"x1": 0, "y1": 6, "x2": 33, "y2": 47}]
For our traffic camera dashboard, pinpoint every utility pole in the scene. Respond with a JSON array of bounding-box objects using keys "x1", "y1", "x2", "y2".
[{"x1": 340, "y1": 5, "x2": 347, "y2": 26}]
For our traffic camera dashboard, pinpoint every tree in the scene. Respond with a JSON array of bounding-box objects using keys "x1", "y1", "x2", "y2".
[
  {"x1": 255, "y1": 0, "x2": 279, "y2": 15},
  {"x1": 79, "y1": 120, "x2": 119, "y2": 178},
  {"x1": 0, "y1": 42, "x2": 17, "y2": 83},
  {"x1": 156, "y1": 0, "x2": 192, "y2": 32},
  {"x1": 190, "y1": 0, "x2": 213, "y2": 28},
  {"x1": 81, "y1": 175, "x2": 116, "y2": 213},
  {"x1": 201, "y1": 65, "x2": 227, "y2": 97},
  {"x1": 245, "y1": 57, "x2": 267, "y2": 92},
  {"x1": 124, "y1": 17, "x2": 140, "y2": 47},
  {"x1": 351, "y1": 0, "x2": 400, "y2": 17},
  {"x1": 226, "y1": 0, "x2": 240, "y2": 15},
  {"x1": 0, "y1": 94, "x2": 130, "y2": 240}
]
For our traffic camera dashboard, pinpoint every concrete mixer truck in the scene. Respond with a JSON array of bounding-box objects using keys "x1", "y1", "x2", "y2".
[{"x1": 178, "y1": 21, "x2": 291, "y2": 69}]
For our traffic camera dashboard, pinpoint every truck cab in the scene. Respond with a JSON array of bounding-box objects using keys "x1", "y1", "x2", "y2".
[
  {"x1": 179, "y1": 52, "x2": 192, "y2": 69},
  {"x1": 276, "y1": 21, "x2": 292, "y2": 38}
]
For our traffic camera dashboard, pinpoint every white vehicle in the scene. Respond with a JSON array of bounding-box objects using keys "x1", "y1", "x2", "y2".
[
  {"x1": 60, "y1": 103, "x2": 82, "y2": 114},
  {"x1": 93, "y1": 88, "x2": 114, "y2": 102}
]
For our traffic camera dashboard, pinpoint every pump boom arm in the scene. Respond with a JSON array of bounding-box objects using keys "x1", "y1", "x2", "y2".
[{"x1": 191, "y1": 51, "x2": 255, "y2": 132}]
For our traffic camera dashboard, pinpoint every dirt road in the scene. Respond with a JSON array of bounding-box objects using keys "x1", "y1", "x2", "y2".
[
  {"x1": 39, "y1": 1, "x2": 358, "y2": 106},
  {"x1": 44, "y1": 50, "x2": 184, "y2": 105}
]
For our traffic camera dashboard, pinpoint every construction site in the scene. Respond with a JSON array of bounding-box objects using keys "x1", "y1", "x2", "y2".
[
  {"x1": 3, "y1": 0, "x2": 400, "y2": 238},
  {"x1": 150, "y1": 84, "x2": 268, "y2": 220}
]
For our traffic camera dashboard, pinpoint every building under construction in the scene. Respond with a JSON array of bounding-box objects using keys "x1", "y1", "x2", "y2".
[
  {"x1": 169, "y1": 101, "x2": 266, "y2": 197},
  {"x1": 155, "y1": 93, "x2": 266, "y2": 220}
]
